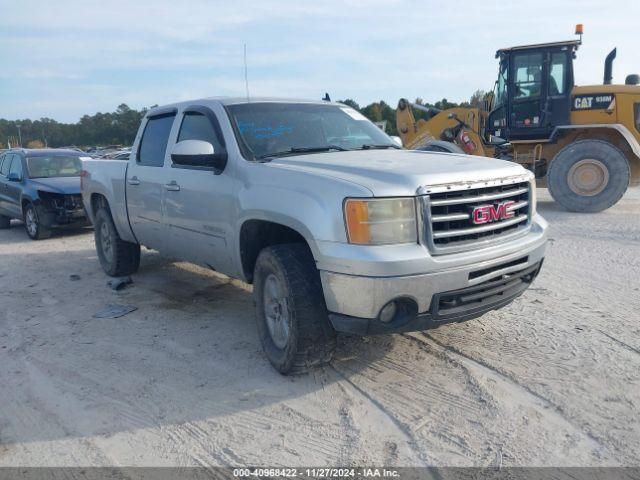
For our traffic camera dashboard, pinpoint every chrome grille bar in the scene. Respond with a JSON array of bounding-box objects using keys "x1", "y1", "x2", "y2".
[
  {"x1": 431, "y1": 212, "x2": 470, "y2": 222},
  {"x1": 429, "y1": 187, "x2": 529, "y2": 207},
  {"x1": 432, "y1": 215, "x2": 528, "y2": 239}
]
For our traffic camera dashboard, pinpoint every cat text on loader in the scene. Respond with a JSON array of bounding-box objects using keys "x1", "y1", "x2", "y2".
[{"x1": 396, "y1": 25, "x2": 640, "y2": 212}]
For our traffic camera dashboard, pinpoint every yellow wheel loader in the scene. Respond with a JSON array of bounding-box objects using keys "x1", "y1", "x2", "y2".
[{"x1": 396, "y1": 26, "x2": 640, "y2": 212}]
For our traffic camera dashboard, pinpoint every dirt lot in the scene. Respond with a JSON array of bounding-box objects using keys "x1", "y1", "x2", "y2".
[{"x1": 0, "y1": 188, "x2": 639, "y2": 467}]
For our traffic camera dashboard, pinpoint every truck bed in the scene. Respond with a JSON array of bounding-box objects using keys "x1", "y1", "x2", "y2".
[{"x1": 81, "y1": 158, "x2": 136, "y2": 243}]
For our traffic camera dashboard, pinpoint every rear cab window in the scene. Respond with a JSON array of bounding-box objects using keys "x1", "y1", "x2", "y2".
[{"x1": 137, "y1": 113, "x2": 176, "y2": 167}]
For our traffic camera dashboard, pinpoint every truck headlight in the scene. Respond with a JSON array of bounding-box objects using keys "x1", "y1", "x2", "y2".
[{"x1": 344, "y1": 198, "x2": 417, "y2": 245}]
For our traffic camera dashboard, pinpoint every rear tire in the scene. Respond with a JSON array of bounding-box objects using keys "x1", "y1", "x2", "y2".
[
  {"x1": 547, "y1": 140, "x2": 630, "y2": 212},
  {"x1": 0, "y1": 215, "x2": 10, "y2": 229},
  {"x1": 94, "y1": 207, "x2": 141, "y2": 276},
  {"x1": 23, "y1": 203, "x2": 51, "y2": 240},
  {"x1": 254, "y1": 244, "x2": 336, "y2": 375}
]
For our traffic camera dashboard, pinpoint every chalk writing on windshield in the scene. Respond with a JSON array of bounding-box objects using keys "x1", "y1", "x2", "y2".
[{"x1": 237, "y1": 120, "x2": 294, "y2": 139}]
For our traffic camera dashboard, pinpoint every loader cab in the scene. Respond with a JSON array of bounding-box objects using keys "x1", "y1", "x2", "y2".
[{"x1": 486, "y1": 40, "x2": 578, "y2": 142}]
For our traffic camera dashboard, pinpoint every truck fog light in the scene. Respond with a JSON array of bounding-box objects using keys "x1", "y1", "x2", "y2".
[{"x1": 379, "y1": 301, "x2": 398, "y2": 323}]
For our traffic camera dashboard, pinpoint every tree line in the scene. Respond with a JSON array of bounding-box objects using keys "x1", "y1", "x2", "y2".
[
  {"x1": 0, "y1": 104, "x2": 148, "y2": 149},
  {"x1": 0, "y1": 92, "x2": 485, "y2": 149}
]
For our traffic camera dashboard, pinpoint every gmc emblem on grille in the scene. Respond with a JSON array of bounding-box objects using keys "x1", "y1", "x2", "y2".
[{"x1": 472, "y1": 201, "x2": 516, "y2": 225}]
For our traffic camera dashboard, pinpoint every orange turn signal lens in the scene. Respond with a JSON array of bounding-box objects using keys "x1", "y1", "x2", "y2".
[
  {"x1": 344, "y1": 199, "x2": 370, "y2": 244},
  {"x1": 344, "y1": 198, "x2": 417, "y2": 245}
]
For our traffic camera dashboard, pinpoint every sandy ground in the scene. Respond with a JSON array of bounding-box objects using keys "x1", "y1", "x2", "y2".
[{"x1": 0, "y1": 188, "x2": 639, "y2": 467}]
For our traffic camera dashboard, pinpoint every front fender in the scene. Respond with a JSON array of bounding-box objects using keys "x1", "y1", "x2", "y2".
[{"x1": 233, "y1": 162, "x2": 372, "y2": 275}]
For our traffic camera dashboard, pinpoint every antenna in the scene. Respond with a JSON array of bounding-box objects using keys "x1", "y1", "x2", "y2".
[{"x1": 243, "y1": 43, "x2": 250, "y2": 102}]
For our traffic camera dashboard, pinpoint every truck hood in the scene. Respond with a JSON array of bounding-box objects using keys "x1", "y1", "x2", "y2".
[
  {"x1": 269, "y1": 149, "x2": 527, "y2": 196},
  {"x1": 29, "y1": 177, "x2": 81, "y2": 195}
]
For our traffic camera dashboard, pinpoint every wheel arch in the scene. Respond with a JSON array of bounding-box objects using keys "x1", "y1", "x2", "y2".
[
  {"x1": 88, "y1": 191, "x2": 137, "y2": 244},
  {"x1": 238, "y1": 218, "x2": 316, "y2": 284},
  {"x1": 90, "y1": 192, "x2": 110, "y2": 218},
  {"x1": 21, "y1": 196, "x2": 34, "y2": 213},
  {"x1": 551, "y1": 124, "x2": 640, "y2": 185}
]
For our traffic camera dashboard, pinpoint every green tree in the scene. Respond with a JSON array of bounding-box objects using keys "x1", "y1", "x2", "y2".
[{"x1": 469, "y1": 89, "x2": 487, "y2": 108}]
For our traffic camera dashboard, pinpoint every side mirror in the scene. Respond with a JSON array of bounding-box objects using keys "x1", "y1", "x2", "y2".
[
  {"x1": 447, "y1": 112, "x2": 458, "y2": 120},
  {"x1": 171, "y1": 140, "x2": 227, "y2": 173},
  {"x1": 7, "y1": 172, "x2": 21, "y2": 182},
  {"x1": 390, "y1": 136, "x2": 403, "y2": 147}
]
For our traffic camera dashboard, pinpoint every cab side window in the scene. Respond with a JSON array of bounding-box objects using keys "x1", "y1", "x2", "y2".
[
  {"x1": 0, "y1": 154, "x2": 13, "y2": 176},
  {"x1": 177, "y1": 112, "x2": 224, "y2": 153},
  {"x1": 137, "y1": 113, "x2": 176, "y2": 167},
  {"x1": 9, "y1": 155, "x2": 23, "y2": 178},
  {"x1": 549, "y1": 53, "x2": 567, "y2": 96}
]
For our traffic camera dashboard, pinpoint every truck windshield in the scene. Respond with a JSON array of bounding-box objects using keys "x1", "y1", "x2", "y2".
[
  {"x1": 226, "y1": 103, "x2": 398, "y2": 160},
  {"x1": 27, "y1": 156, "x2": 82, "y2": 178}
]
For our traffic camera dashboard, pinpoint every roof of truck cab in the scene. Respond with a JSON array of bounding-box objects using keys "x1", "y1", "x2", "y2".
[{"x1": 146, "y1": 97, "x2": 343, "y2": 116}]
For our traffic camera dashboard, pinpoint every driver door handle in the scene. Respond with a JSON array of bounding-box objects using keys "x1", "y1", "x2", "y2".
[
  {"x1": 128, "y1": 176, "x2": 140, "y2": 186},
  {"x1": 165, "y1": 181, "x2": 180, "y2": 192}
]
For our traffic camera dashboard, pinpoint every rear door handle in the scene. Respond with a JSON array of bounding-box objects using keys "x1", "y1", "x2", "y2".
[
  {"x1": 128, "y1": 176, "x2": 140, "y2": 186},
  {"x1": 165, "y1": 181, "x2": 180, "y2": 192}
]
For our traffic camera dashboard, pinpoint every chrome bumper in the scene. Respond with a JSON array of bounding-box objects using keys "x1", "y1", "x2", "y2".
[{"x1": 319, "y1": 237, "x2": 546, "y2": 333}]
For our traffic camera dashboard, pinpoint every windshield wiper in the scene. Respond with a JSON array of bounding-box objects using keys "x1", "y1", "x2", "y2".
[
  {"x1": 358, "y1": 144, "x2": 400, "y2": 150},
  {"x1": 257, "y1": 145, "x2": 347, "y2": 160}
]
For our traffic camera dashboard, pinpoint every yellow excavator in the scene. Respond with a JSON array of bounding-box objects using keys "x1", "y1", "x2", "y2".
[{"x1": 396, "y1": 25, "x2": 640, "y2": 212}]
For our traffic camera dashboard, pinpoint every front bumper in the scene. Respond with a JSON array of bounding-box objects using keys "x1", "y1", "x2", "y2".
[
  {"x1": 38, "y1": 205, "x2": 88, "y2": 228},
  {"x1": 319, "y1": 224, "x2": 547, "y2": 334},
  {"x1": 328, "y1": 260, "x2": 543, "y2": 335}
]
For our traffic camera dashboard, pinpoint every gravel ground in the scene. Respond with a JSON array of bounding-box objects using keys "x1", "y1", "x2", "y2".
[{"x1": 0, "y1": 188, "x2": 638, "y2": 467}]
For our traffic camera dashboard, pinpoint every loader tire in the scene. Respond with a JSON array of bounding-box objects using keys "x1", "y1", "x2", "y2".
[
  {"x1": 418, "y1": 140, "x2": 465, "y2": 154},
  {"x1": 94, "y1": 207, "x2": 140, "y2": 276},
  {"x1": 547, "y1": 140, "x2": 630, "y2": 213},
  {"x1": 254, "y1": 243, "x2": 336, "y2": 375}
]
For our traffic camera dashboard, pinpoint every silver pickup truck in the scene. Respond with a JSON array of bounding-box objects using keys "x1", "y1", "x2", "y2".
[{"x1": 82, "y1": 97, "x2": 548, "y2": 374}]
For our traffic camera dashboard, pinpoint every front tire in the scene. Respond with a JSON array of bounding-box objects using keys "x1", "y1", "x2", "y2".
[
  {"x1": 254, "y1": 244, "x2": 336, "y2": 375},
  {"x1": 547, "y1": 140, "x2": 630, "y2": 212},
  {"x1": 94, "y1": 207, "x2": 141, "y2": 276},
  {"x1": 23, "y1": 203, "x2": 51, "y2": 240}
]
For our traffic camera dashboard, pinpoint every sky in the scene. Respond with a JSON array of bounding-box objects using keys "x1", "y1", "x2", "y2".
[{"x1": 1, "y1": 0, "x2": 638, "y2": 122}]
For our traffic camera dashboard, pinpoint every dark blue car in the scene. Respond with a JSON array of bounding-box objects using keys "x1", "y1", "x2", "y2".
[{"x1": 0, "y1": 148, "x2": 88, "y2": 240}]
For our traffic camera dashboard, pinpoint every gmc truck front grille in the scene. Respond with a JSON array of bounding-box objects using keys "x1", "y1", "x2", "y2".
[{"x1": 422, "y1": 180, "x2": 532, "y2": 254}]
